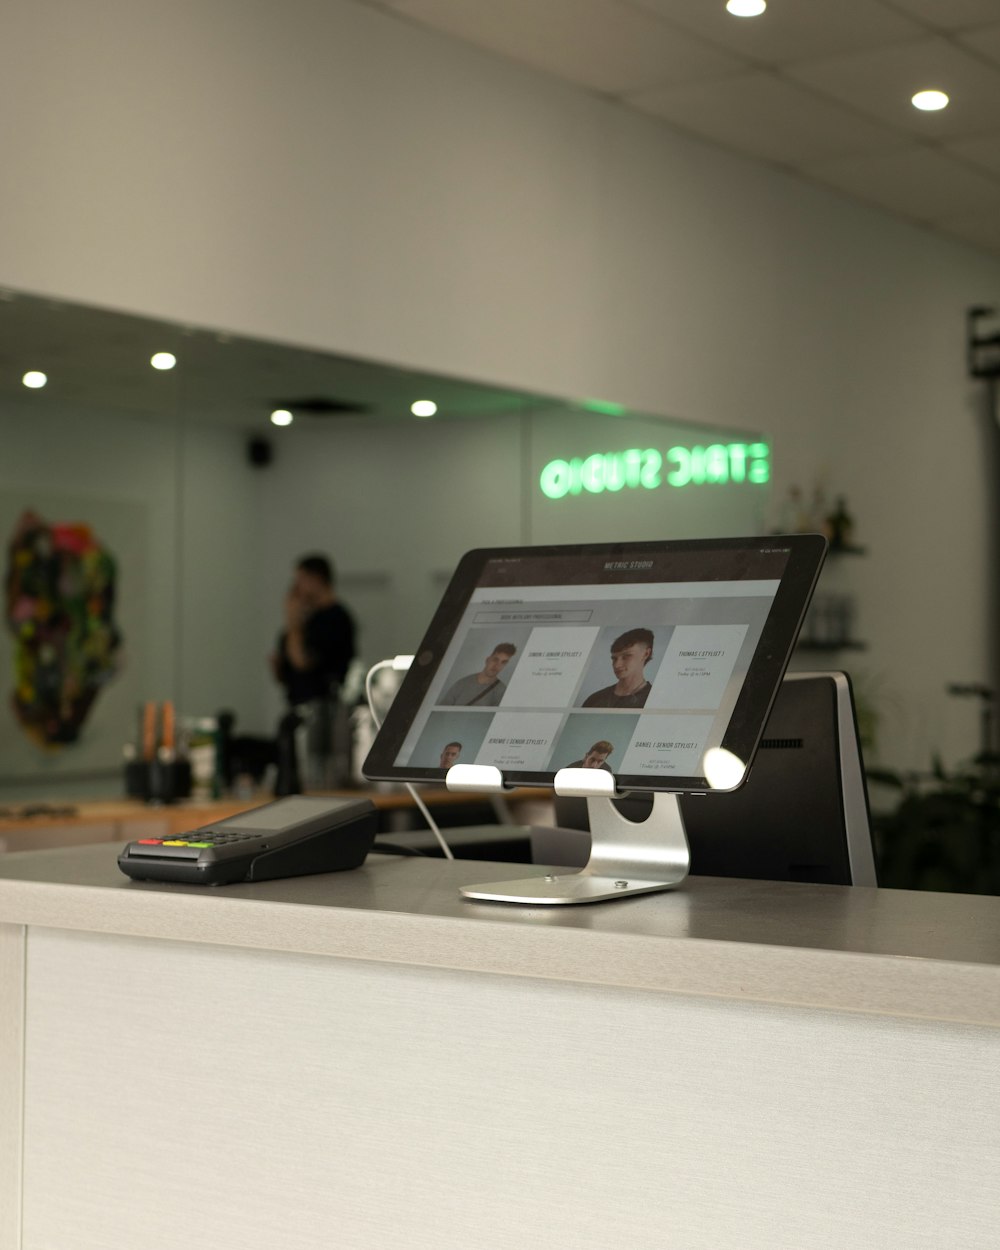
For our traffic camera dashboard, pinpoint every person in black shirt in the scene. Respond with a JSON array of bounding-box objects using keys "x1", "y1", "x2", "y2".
[
  {"x1": 272, "y1": 554, "x2": 356, "y2": 707},
  {"x1": 271, "y1": 554, "x2": 356, "y2": 788}
]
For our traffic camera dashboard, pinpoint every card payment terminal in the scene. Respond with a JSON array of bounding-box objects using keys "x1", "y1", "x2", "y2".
[{"x1": 117, "y1": 795, "x2": 377, "y2": 885}]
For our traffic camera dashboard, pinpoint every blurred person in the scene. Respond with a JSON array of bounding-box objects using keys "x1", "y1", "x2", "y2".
[
  {"x1": 272, "y1": 554, "x2": 355, "y2": 704},
  {"x1": 271, "y1": 554, "x2": 356, "y2": 787}
]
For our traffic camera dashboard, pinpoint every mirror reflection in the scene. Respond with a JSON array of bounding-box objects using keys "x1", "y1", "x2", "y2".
[{"x1": 0, "y1": 289, "x2": 769, "y2": 801}]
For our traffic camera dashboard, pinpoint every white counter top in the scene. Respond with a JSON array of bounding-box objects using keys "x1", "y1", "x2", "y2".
[{"x1": 1, "y1": 842, "x2": 999, "y2": 1027}]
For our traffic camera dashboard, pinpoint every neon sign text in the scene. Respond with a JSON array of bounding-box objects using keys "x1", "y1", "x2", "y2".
[{"x1": 539, "y1": 443, "x2": 769, "y2": 500}]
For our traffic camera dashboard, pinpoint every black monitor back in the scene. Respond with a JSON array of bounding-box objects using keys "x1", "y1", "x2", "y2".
[{"x1": 547, "y1": 671, "x2": 876, "y2": 886}]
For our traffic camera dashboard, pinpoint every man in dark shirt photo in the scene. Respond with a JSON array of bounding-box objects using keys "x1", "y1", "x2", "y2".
[
  {"x1": 567, "y1": 739, "x2": 615, "y2": 771},
  {"x1": 582, "y1": 628, "x2": 654, "y2": 709}
]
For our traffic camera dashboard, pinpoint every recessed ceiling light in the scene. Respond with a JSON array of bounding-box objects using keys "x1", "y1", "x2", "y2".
[
  {"x1": 411, "y1": 399, "x2": 437, "y2": 418},
  {"x1": 912, "y1": 89, "x2": 949, "y2": 112},
  {"x1": 150, "y1": 351, "x2": 177, "y2": 370},
  {"x1": 270, "y1": 409, "x2": 293, "y2": 427},
  {"x1": 726, "y1": 0, "x2": 766, "y2": 16},
  {"x1": 22, "y1": 371, "x2": 47, "y2": 389}
]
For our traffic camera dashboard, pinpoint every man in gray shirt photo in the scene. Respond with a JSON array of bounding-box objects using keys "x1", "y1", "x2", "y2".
[{"x1": 440, "y1": 643, "x2": 517, "y2": 706}]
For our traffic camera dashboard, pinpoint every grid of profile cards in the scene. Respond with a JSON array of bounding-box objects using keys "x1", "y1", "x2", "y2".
[{"x1": 396, "y1": 579, "x2": 779, "y2": 781}]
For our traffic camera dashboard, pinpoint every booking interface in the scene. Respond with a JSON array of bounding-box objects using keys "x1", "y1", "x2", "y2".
[{"x1": 394, "y1": 548, "x2": 788, "y2": 781}]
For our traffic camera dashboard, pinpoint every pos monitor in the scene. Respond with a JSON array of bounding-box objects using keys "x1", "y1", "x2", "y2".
[{"x1": 363, "y1": 535, "x2": 826, "y2": 905}]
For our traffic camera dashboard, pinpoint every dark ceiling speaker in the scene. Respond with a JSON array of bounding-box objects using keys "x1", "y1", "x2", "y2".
[
  {"x1": 269, "y1": 395, "x2": 372, "y2": 417},
  {"x1": 248, "y1": 436, "x2": 273, "y2": 467}
]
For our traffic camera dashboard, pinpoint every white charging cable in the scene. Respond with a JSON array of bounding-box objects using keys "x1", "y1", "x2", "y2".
[{"x1": 365, "y1": 657, "x2": 455, "y2": 861}]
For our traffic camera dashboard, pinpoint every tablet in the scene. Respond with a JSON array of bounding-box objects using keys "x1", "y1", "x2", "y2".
[{"x1": 362, "y1": 535, "x2": 826, "y2": 794}]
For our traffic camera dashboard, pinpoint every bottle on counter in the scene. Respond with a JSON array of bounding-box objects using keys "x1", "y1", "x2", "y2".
[
  {"x1": 827, "y1": 496, "x2": 855, "y2": 551},
  {"x1": 187, "y1": 717, "x2": 221, "y2": 800}
]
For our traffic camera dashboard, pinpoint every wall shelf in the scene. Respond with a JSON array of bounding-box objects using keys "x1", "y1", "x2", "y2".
[
  {"x1": 797, "y1": 640, "x2": 867, "y2": 653},
  {"x1": 799, "y1": 542, "x2": 868, "y2": 652}
]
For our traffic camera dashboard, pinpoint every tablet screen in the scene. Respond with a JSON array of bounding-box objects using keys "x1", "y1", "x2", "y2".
[{"x1": 362, "y1": 536, "x2": 825, "y2": 793}]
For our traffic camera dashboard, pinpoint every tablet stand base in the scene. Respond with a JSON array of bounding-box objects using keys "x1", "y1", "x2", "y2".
[{"x1": 458, "y1": 789, "x2": 691, "y2": 907}]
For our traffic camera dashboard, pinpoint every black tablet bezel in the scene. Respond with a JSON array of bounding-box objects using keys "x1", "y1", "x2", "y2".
[{"x1": 362, "y1": 535, "x2": 826, "y2": 794}]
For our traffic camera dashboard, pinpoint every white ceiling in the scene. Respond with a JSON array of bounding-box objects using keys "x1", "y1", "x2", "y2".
[{"x1": 366, "y1": 0, "x2": 1000, "y2": 258}]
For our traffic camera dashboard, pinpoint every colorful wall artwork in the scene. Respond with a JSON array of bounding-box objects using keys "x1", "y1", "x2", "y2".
[{"x1": 4, "y1": 509, "x2": 122, "y2": 748}]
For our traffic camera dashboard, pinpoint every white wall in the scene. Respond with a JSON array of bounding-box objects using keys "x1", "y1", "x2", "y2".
[{"x1": 2, "y1": 0, "x2": 999, "y2": 771}]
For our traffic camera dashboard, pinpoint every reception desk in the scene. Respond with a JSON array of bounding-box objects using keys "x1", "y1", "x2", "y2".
[{"x1": 2, "y1": 846, "x2": 999, "y2": 1249}]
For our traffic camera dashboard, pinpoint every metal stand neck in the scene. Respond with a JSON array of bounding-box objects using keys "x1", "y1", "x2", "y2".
[{"x1": 460, "y1": 792, "x2": 690, "y2": 906}]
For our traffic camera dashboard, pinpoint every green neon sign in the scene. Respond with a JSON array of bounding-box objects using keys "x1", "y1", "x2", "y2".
[{"x1": 539, "y1": 443, "x2": 769, "y2": 500}]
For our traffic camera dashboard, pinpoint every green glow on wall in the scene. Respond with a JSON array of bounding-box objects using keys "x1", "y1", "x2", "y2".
[
  {"x1": 582, "y1": 398, "x2": 627, "y2": 417},
  {"x1": 539, "y1": 442, "x2": 769, "y2": 500}
]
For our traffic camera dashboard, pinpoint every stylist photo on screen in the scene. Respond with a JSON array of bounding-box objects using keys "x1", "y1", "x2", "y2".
[
  {"x1": 439, "y1": 642, "x2": 517, "y2": 707},
  {"x1": 581, "y1": 628, "x2": 656, "y2": 709}
]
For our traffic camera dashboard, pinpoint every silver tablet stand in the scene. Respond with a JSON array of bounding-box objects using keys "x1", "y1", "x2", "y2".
[{"x1": 446, "y1": 763, "x2": 690, "y2": 905}]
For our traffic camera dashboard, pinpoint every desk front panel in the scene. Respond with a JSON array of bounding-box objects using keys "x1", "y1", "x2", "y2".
[{"x1": 15, "y1": 925, "x2": 1000, "y2": 1250}]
